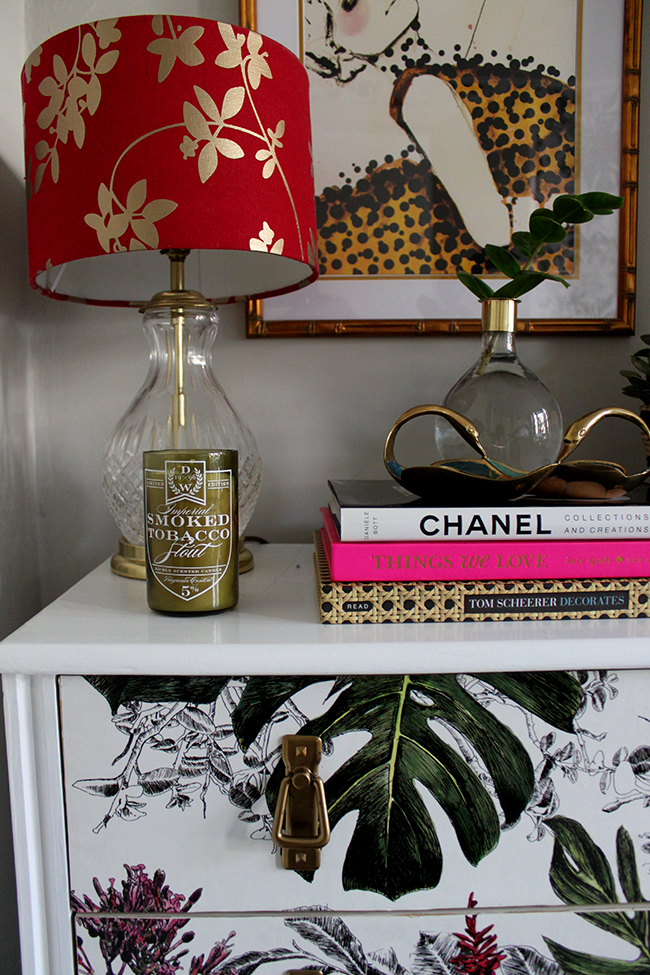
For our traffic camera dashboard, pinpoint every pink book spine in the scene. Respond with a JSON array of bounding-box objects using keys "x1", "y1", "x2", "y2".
[{"x1": 320, "y1": 508, "x2": 650, "y2": 582}]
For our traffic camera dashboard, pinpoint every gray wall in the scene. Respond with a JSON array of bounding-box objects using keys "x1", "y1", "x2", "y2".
[
  {"x1": 0, "y1": 1, "x2": 40, "y2": 969},
  {"x1": 2, "y1": 3, "x2": 650, "y2": 971}
]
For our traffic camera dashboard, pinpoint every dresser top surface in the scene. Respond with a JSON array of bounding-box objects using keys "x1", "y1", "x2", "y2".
[{"x1": 1, "y1": 543, "x2": 649, "y2": 674}]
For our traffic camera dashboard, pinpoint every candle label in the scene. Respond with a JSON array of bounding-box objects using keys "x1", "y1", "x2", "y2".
[{"x1": 144, "y1": 450, "x2": 238, "y2": 612}]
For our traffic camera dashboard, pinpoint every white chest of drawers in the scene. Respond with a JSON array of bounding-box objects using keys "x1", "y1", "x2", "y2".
[{"x1": 3, "y1": 544, "x2": 650, "y2": 975}]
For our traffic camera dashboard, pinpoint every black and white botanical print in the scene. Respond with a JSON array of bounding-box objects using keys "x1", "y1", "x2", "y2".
[
  {"x1": 64, "y1": 670, "x2": 599, "y2": 900},
  {"x1": 71, "y1": 676, "x2": 309, "y2": 837},
  {"x1": 65, "y1": 668, "x2": 650, "y2": 900},
  {"x1": 455, "y1": 670, "x2": 624, "y2": 842},
  {"x1": 73, "y1": 878, "x2": 557, "y2": 975}
]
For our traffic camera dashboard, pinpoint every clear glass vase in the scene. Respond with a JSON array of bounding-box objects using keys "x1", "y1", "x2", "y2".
[
  {"x1": 438, "y1": 298, "x2": 563, "y2": 472},
  {"x1": 102, "y1": 299, "x2": 262, "y2": 554}
]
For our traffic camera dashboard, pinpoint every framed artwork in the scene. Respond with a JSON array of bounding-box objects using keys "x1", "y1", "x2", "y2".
[{"x1": 241, "y1": 0, "x2": 641, "y2": 337}]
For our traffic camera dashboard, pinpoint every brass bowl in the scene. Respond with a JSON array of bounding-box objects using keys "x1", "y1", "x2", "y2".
[{"x1": 384, "y1": 405, "x2": 650, "y2": 503}]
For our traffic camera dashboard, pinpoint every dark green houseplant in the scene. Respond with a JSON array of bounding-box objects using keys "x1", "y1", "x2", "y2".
[
  {"x1": 621, "y1": 333, "x2": 650, "y2": 463},
  {"x1": 441, "y1": 190, "x2": 630, "y2": 498},
  {"x1": 457, "y1": 191, "x2": 624, "y2": 300},
  {"x1": 621, "y1": 333, "x2": 650, "y2": 407}
]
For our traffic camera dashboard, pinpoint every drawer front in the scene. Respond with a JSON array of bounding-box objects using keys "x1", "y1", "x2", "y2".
[
  {"x1": 60, "y1": 669, "x2": 649, "y2": 914},
  {"x1": 73, "y1": 906, "x2": 649, "y2": 975}
]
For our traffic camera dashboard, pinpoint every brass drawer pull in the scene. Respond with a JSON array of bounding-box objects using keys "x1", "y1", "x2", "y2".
[{"x1": 272, "y1": 735, "x2": 330, "y2": 871}]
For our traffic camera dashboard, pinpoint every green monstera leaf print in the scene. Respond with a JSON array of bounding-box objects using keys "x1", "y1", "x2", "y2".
[{"x1": 232, "y1": 672, "x2": 584, "y2": 901}]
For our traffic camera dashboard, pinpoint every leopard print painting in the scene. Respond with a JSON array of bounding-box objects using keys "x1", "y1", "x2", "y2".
[{"x1": 317, "y1": 57, "x2": 575, "y2": 279}]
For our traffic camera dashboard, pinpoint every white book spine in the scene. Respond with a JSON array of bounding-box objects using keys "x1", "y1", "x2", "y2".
[{"x1": 335, "y1": 504, "x2": 650, "y2": 541}]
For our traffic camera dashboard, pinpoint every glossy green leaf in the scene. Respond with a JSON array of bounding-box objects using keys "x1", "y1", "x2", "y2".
[
  {"x1": 524, "y1": 270, "x2": 570, "y2": 289},
  {"x1": 237, "y1": 672, "x2": 583, "y2": 900},
  {"x1": 511, "y1": 231, "x2": 536, "y2": 257},
  {"x1": 552, "y1": 195, "x2": 594, "y2": 224},
  {"x1": 622, "y1": 385, "x2": 650, "y2": 400},
  {"x1": 529, "y1": 209, "x2": 567, "y2": 243},
  {"x1": 631, "y1": 353, "x2": 650, "y2": 376},
  {"x1": 457, "y1": 191, "x2": 620, "y2": 301},
  {"x1": 622, "y1": 383, "x2": 650, "y2": 394},
  {"x1": 494, "y1": 269, "x2": 569, "y2": 299},
  {"x1": 569, "y1": 209, "x2": 597, "y2": 224},
  {"x1": 494, "y1": 273, "x2": 551, "y2": 299},
  {"x1": 623, "y1": 341, "x2": 650, "y2": 401},
  {"x1": 577, "y1": 192, "x2": 624, "y2": 214},
  {"x1": 457, "y1": 269, "x2": 494, "y2": 299},
  {"x1": 484, "y1": 244, "x2": 522, "y2": 278}
]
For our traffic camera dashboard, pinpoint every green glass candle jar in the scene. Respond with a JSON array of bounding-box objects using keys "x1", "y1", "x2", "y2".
[{"x1": 143, "y1": 449, "x2": 238, "y2": 613}]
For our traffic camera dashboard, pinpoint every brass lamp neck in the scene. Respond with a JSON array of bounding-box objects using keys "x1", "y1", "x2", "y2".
[
  {"x1": 481, "y1": 298, "x2": 516, "y2": 333},
  {"x1": 140, "y1": 249, "x2": 213, "y2": 313},
  {"x1": 164, "y1": 248, "x2": 190, "y2": 292}
]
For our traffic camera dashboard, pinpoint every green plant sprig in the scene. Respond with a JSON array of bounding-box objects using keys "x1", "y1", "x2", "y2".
[
  {"x1": 457, "y1": 191, "x2": 624, "y2": 301},
  {"x1": 621, "y1": 333, "x2": 650, "y2": 403}
]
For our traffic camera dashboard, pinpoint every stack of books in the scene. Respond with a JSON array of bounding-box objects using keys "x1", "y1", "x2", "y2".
[{"x1": 314, "y1": 479, "x2": 650, "y2": 624}]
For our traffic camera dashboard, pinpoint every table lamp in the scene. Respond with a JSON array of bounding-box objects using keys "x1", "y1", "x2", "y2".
[{"x1": 22, "y1": 14, "x2": 318, "y2": 577}]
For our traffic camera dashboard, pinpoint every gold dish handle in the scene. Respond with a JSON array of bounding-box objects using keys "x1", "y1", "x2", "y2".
[
  {"x1": 558, "y1": 406, "x2": 650, "y2": 464},
  {"x1": 271, "y1": 735, "x2": 330, "y2": 872},
  {"x1": 384, "y1": 404, "x2": 495, "y2": 478}
]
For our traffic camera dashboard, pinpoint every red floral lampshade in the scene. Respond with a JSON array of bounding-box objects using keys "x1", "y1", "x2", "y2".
[{"x1": 22, "y1": 15, "x2": 318, "y2": 305}]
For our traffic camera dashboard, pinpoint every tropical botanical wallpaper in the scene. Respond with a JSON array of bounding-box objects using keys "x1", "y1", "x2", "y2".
[
  {"x1": 60, "y1": 670, "x2": 650, "y2": 973},
  {"x1": 73, "y1": 874, "x2": 650, "y2": 975}
]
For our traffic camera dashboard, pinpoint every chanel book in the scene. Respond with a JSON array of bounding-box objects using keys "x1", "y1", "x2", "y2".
[{"x1": 328, "y1": 479, "x2": 650, "y2": 542}]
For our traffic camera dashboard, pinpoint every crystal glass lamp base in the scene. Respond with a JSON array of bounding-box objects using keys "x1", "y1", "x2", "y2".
[{"x1": 102, "y1": 298, "x2": 262, "y2": 577}]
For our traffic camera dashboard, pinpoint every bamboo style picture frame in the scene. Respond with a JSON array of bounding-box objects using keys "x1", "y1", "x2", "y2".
[{"x1": 241, "y1": 0, "x2": 641, "y2": 338}]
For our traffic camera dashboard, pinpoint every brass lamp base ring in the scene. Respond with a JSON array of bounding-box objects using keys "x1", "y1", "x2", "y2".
[
  {"x1": 111, "y1": 538, "x2": 147, "y2": 580},
  {"x1": 111, "y1": 536, "x2": 255, "y2": 579}
]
